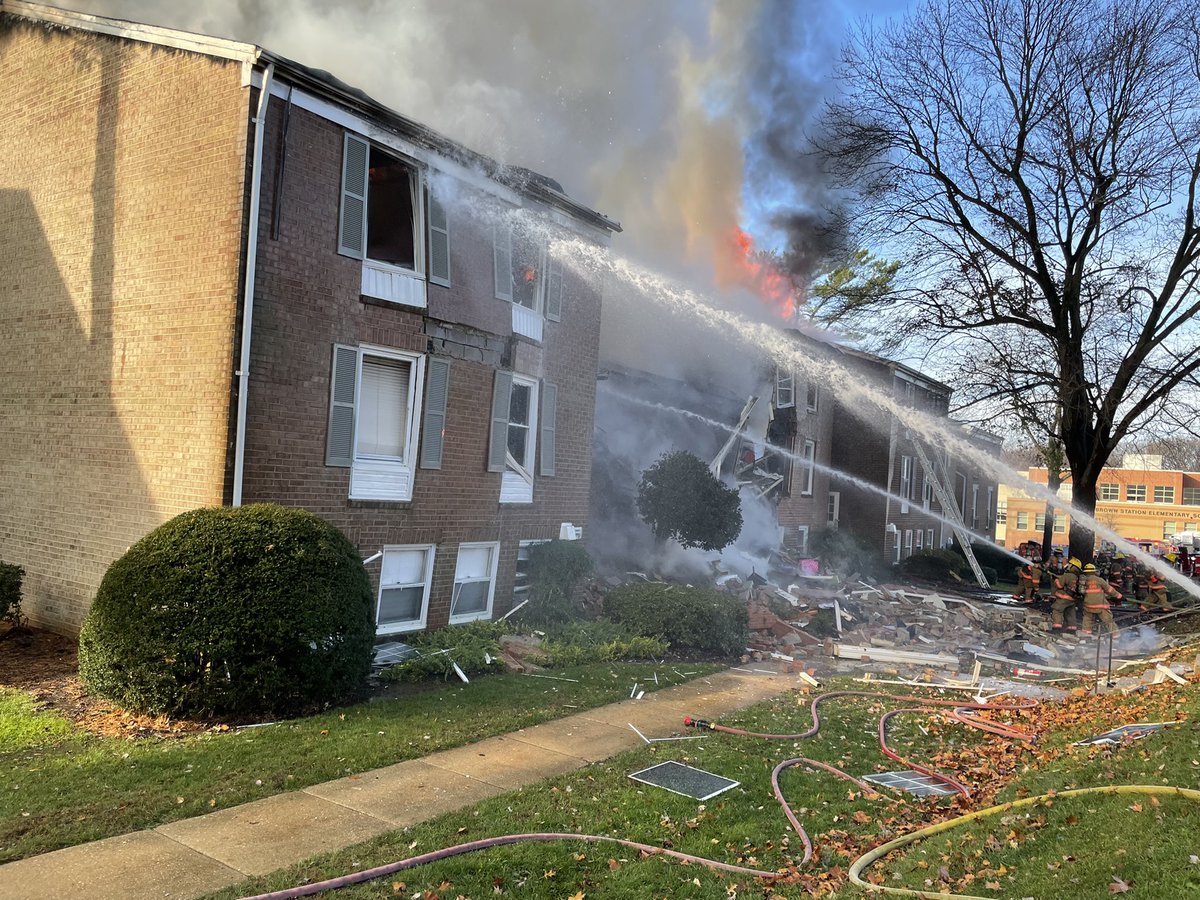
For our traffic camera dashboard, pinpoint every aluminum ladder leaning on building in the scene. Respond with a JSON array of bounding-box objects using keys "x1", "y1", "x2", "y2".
[{"x1": 908, "y1": 434, "x2": 989, "y2": 588}]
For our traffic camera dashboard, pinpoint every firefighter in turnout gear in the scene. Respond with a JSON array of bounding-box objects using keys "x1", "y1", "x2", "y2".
[
  {"x1": 1051, "y1": 558, "x2": 1082, "y2": 632},
  {"x1": 1015, "y1": 560, "x2": 1043, "y2": 604},
  {"x1": 1080, "y1": 563, "x2": 1122, "y2": 635},
  {"x1": 1148, "y1": 573, "x2": 1170, "y2": 610}
]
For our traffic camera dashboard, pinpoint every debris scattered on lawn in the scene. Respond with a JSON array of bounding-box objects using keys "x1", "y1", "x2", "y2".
[
  {"x1": 628, "y1": 760, "x2": 740, "y2": 800},
  {"x1": 628, "y1": 723, "x2": 705, "y2": 744},
  {"x1": 371, "y1": 642, "x2": 417, "y2": 669},
  {"x1": 1074, "y1": 722, "x2": 1178, "y2": 746},
  {"x1": 862, "y1": 770, "x2": 961, "y2": 797}
]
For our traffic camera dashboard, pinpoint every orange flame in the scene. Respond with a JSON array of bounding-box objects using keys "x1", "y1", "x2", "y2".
[{"x1": 715, "y1": 227, "x2": 798, "y2": 321}]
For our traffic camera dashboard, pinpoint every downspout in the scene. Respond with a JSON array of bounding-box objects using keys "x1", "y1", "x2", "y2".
[{"x1": 232, "y1": 62, "x2": 274, "y2": 507}]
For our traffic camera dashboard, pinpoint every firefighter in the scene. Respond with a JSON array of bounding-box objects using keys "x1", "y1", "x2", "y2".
[
  {"x1": 1080, "y1": 562, "x2": 1122, "y2": 636},
  {"x1": 1132, "y1": 565, "x2": 1151, "y2": 608},
  {"x1": 1014, "y1": 560, "x2": 1042, "y2": 603},
  {"x1": 1148, "y1": 573, "x2": 1170, "y2": 610},
  {"x1": 1050, "y1": 558, "x2": 1082, "y2": 632}
]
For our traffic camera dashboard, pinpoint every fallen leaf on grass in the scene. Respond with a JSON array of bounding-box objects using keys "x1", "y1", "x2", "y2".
[
  {"x1": 1110, "y1": 876, "x2": 1132, "y2": 893},
  {"x1": 567, "y1": 892, "x2": 586, "y2": 900},
  {"x1": 607, "y1": 859, "x2": 620, "y2": 871},
  {"x1": 1129, "y1": 802, "x2": 1143, "y2": 813}
]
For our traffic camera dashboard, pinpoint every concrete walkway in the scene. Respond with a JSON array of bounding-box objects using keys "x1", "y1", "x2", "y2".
[{"x1": 0, "y1": 669, "x2": 794, "y2": 900}]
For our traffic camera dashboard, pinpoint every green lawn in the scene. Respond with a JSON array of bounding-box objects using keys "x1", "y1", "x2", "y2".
[
  {"x1": 0, "y1": 661, "x2": 718, "y2": 863},
  {"x1": 207, "y1": 675, "x2": 1200, "y2": 899}
]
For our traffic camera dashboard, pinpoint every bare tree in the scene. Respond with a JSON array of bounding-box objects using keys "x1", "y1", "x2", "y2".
[{"x1": 815, "y1": 0, "x2": 1200, "y2": 562}]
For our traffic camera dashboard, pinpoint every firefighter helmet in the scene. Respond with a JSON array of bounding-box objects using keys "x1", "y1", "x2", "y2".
[
  {"x1": 1068, "y1": 557, "x2": 1082, "y2": 570},
  {"x1": 1083, "y1": 563, "x2": 1097, "y2": 574}
]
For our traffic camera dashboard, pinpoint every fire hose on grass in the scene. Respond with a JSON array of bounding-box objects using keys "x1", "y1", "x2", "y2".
[{"x1": 237, "y1": 690, "x2": 1112, "y2": 900}]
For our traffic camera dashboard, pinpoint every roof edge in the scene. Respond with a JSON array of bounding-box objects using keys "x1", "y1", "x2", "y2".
[{"x1": 1, "y1": 0, "x2": 259, "y2": 63}]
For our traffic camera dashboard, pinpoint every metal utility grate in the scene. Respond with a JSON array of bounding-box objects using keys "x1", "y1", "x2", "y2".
[
  {"x1": 863, "y1": 770, "x2": 960, "y2": 797},
  {"x1": 628, "y1": 761, "x2": 740, "y2": 801},
  {"x1": 1074, "y1": 722, "x2": 1174, "y2": 746}
]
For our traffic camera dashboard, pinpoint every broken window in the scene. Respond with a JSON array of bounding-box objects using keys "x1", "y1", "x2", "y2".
[
  {"x1": 366, "y1": 147, "x2": 417, "y2": 267},
  {"x1": 513, "y1": 539, "x2": 549, "y2": 601},
  {"x1": 492, "y1": 220, "x2": 564, "y2": 340},
  {"x1": 489, "y1": 371, "x2": 555, "y2": 504},
  {"x1": 450, "y1": 543, "x2": 499, "y2": 623},
  {"x1": 775, "y1": 368, "x2": 795, "y2": 408}
]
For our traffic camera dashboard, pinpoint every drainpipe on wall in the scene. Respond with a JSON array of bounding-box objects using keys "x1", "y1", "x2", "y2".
[{"x1": 232, "y1": 62, "x2": 274, "y2": 507}]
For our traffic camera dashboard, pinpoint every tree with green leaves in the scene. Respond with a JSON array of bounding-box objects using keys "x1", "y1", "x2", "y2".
[
  {"x1": 636, "y1": 450, "x2": 743, "y2": 551},
  {"x1": 814, "y1": 0, "x2": 1200, "y2": 563}
]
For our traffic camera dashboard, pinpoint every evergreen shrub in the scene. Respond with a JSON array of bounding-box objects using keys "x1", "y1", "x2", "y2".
[
  {"x1": 78, "y1": 505, "x2": 375, "y2": 718},
  {"x1": 376, "y1": 621, "x2": 506, "y2": 683},
  {"x1": 516, "y1": 540, "x2": 594, "y2": 628},
  {"x1": 602, "y1": 583, "x2": 748, "y2": 658},
  {"x1": 0, "y1": 562, "x2": 24, "y2": 625}
]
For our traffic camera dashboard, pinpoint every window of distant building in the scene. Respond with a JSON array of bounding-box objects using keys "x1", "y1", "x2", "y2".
[
  {"x1": 1154, "y1": 485, "x2": 1175, "y2": 504},
  {"x1": 1164, "y1": 521, "x2": 1178, "y2": 539},
  {"x1": 996, "y1": 502, "x2": 1007, "y2": 524},
  {"x1": 1035, "y1": 512, "x2": 1046, "y2": 531},
  {"x1": 1127, "y1": 484, "x2": 1147, "y2": 502},
  {"x1": 1016, "y1": 511, "x2": 1028, "y2": 530},
  {"x1": 1184, "y1": 487, "x2": 1200, "y2": 506},
  {"x1": 1054, "y1": 514, "x2": 1065, "y2": 533}
]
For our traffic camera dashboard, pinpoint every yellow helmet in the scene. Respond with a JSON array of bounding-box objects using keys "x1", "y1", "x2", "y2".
[
  {"x1": 1068, "y1": 557, "x2": 1082, "y2": 570},
  {"x1": 1114, "y1": 552, "x2": 1126, "y2": 559},
  {"x1": 1083, "y1": 563, "x2": 1096, "y2": 574}
]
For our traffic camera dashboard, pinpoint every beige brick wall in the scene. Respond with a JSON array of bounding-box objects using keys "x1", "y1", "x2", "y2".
[{"x1": 0, "y1": 19, "x2": 251, "y2": 633}]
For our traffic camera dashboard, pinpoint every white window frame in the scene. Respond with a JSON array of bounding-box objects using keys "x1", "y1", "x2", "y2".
[
  {"x1": 450, "y1": 541, "x2": 500, "y2": 624},
  {"x1": 985, "y1": 486, "x2": 994, "y2": 527},
  {"x1": 899, "y1": 456, "x2": 912, "y2": 513},
  {"x1": 971, "y1": 484, "x2": 979, "y2": 528},
  {"x1": 926, "y1": 528, "x2": 935, "y2": 548},
  {"x1": 805, "y1": 383, "x2": 818, "y2": 413},
  {"x1": 1154, "y1": 485, "x2": 1176, "y2": 504},
  {"x1": 1127, "y1": 484, "x2": 1147, "y2": 502},
  {"x1": 349, "y1": 346, "x2": 425, "y2": 502},
  {"x1": 801, "y1": 440, "x2": 815, "y2": 496},
  {"x1": 1035, "y1": 512, "x2": 1046, "y2": 531},
  {"x1": 796, "y1": 525, "x2": 810, "y2": 555},
  {"x1": 827, "y1": 491, "x2": 840, "y2": 528},
  {"x1": 1099, "y1": 482, "x2": 1120, "y2": 501},
  {"x1": 1016, "y1": 511, "x2": 1028, "y2": 530},
  {"x1": 904, "y1": 528, "x2": 913, "y2": 558},
  {"x1": 915, "y1": 529, "x2": 924, "y2": 551},
  {"x1": 893, "y1": 532, "x2": 902, "y2": 564},
  {"x1": 500, "y1": 374, "x2": 539, "y2": 504},
  {"x1": 922, "y1": 472, "x2": 933, "y2": 510},
  {"x1": 1183, "y1": 487, "x2": 1200, "y2": 506},
  {"x1": 1053, "y1": 514, "x2": 1065, "y2": 533},
  {"x1": 376, "y1": 544, "x2": 435, "y2": 635},
  {"x1": 775, "y1": 368, "x2": 795, "y2": 409},
  {"x1": 494, "y1": 220, "x2": 552, "y2": 341},
  {"x1": 1164, "y1": 521, "x2": 1178, "y2": 538}
]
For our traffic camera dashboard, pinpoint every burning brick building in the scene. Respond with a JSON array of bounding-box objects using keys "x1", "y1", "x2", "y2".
[{"x1": 0, "y1": 1, "x2": 619, "y2": 634}]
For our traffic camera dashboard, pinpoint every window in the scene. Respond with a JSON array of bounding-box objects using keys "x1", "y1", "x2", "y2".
[
  {"x1": 493, "y1": 220, "x2": 563, "y2": 340},
  {"x1": 1184, "y1": 487, "x2": 1200, "y2": 505},
  {"x1": 1016, "y1": 511, "x2": 1028, "y2": 530},
  {"x1": 801, "y1": 440, "x2": 815, "y2": 496},
  {"x1": 327, "y1": 344, "x2": 426, "y2": 502},
  {"x1": 971, "y1": 484, "x2": 979, "y2": 528},
  {"x1": 996, "y1": 502, "x2": 1007, "y2": 524},
  {"x1": 1154, "y1": 485, "x2": 1176, "y2": 504},
  {"x1": 827, "y1": 491, "x2": 840, "y2": 528},
  {"x1": 1056, "y1": 484, "x2": 1072, "y2": 499},
  {"x1": 926, "y1": 528, "x2": 935, "y2": 548},
  {"x1": 915, "y1": 529, "x2": 924, "y2": 550},
  {"x1": 376, "y1": 546, "x2": 435, "y2": 634},
  {"x1": 1035, "y1": 512, "x2": 1046, "y2": 531},
  {"x1": 893, "y1": 532, "x2": 902, "y2": 564},
  {"x1": 1164, "y1": 521, "x2": 1178, "y2": 538},
  {"x1": 775, "y1": 367, "x2": 795, "y2": 408},
  {"x1": 513, "y1": 539, "x2": 548, "y2": 601},
  {"x1": 1187, "y1": 522, "x2": 1199, "y2": 531},
  {"x1": 899, "y1": 456, "x2": 912, "y2": 513},
  {"x1": 1127, "y1": 484, "x2": 1147, "y2": 502},
  {"x1": 796, "y1": 525, "x2": 809, "y2": 555},
  {"x1": 805, "y1": 383, "x2": 818, "y2": 412},
  {"x1": 1099, "y1": 483, "x2": 1119, "y2": 501},
  {"x1": 489, "y1": 372, "x2": 557, "y2": 504},
  {"x1": 1053, "y1": 514, "x2": 1065, "y2": 533},
  {"x1": 922, "y1": 474, "x2": 933, "y2": 509},
  {"x1": 985, "y1": 487, "x2": 994, "y2": 528},
  {"x1": 450, "y1": 543, "x2": 499, "y2": 624},
  {"x1": 904, "y1": 529, "x2": 913, "y2": 558},
  {"x1": 338, "y1": 134, "x2": 428, "y2": 307}
]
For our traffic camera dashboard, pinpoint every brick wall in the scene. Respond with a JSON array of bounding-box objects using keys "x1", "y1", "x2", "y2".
[
  {"x1": 241, "y1": 96, "x2": 604, "y2": 631},
  {"x1": 0, "y1": 20, "x2": 249, "y2": 633}
]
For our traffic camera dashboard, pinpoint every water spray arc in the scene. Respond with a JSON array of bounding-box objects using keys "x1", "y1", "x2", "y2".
[{"x1": 565, "y1": 237, "x2": 1200, "y2": 600}]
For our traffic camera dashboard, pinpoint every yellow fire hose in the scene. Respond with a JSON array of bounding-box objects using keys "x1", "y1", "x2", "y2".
[{"x1": 848, "y1": 784, "x2": 1200, "y2": 899}]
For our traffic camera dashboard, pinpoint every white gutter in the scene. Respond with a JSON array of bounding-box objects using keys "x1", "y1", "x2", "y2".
[{"x1": 232, "y1": 62, "x2": 274, "y2": 506}]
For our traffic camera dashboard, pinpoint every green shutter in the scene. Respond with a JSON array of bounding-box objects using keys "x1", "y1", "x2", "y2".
[
  {"x1": 338, "y1": 133, "x2": 368, "y2": 259},
  {"x1": 420, "y1": 358, "x2": 451, "y2": 469},
  {"x1": 488, "y1": 370, "x2": 513, "y2": 472},
  {"x1": 539, "y1": 381, "x2": 557, "y2": 476},
  {"x1": 326, "y1": 344, "x2": 358, "y2": 466}
]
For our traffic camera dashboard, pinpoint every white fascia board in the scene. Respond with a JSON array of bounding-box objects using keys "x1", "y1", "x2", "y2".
[
  {"x1": 3, "y1": 0, "x2": 257, "y2": 62},
  {"x1": 254, "y1": 73, "x2": 520, "y2": 205}
]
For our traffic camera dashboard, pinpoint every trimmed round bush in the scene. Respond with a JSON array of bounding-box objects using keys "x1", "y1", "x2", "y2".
[
  {"x1": 79, "y1": 504, "x2": 375, "y2": 719},
  {"x1": 602, "y1": 583, "x2": 748, "y2": 658}
]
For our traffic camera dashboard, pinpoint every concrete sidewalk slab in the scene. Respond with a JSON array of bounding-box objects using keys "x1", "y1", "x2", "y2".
[
  {"x1": 306, "y1": 759, "x2": 504, "y2": 826},
  {"x1": 507, "y1": 715, "x2": 642, "y2": 762},
  {"x1": 156, "y1": 790, "x2": 391, "y2": 877},
  {"x1": 422, "y1": 736, "x2": 583, "y2": 790},
  {"x1": 0, "y1": 831, "x2": 243, "y2": 900}
]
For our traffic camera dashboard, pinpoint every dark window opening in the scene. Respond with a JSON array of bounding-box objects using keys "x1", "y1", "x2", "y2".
[{"x1": 367, "y1": 147, "x2": 416, "y2": 268}]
